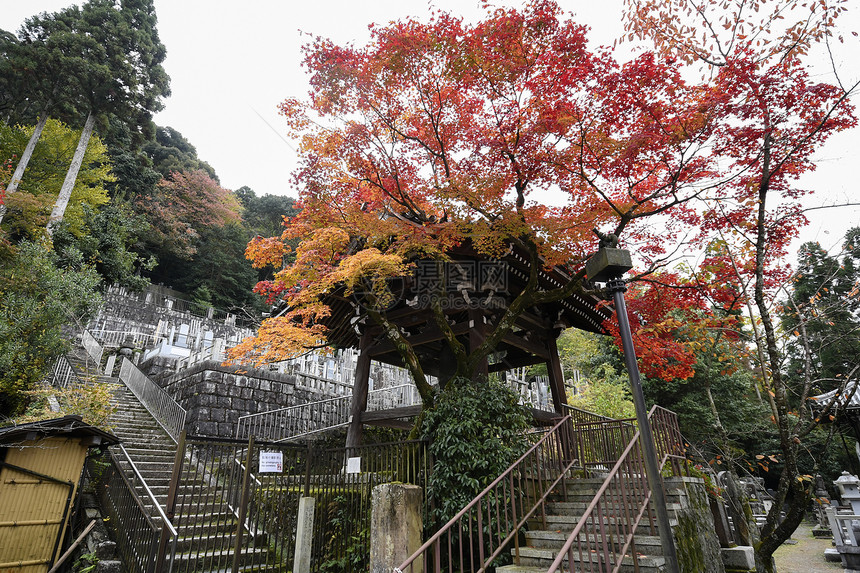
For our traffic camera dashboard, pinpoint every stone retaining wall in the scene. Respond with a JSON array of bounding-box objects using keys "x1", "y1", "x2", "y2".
[{"x1": 158, "y1": 361, "x2": 344, "y2": 438}]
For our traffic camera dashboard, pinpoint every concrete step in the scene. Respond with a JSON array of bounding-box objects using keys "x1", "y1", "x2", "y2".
[
  {"x1": 534, "y1": 513, "x2": 679, "y2": 532},
  {"x1": 523, "y1": 530, "x2": 665, "y2": 556},
  {"x1": 509, "y1": 546, "x2": 666, "y2": 573},
  {"x1": 172, "y1": 545, "x2": 271, "y2": 568},
  {"x1": 544, "y1": 501, "x2": 683, "y2": 518}
]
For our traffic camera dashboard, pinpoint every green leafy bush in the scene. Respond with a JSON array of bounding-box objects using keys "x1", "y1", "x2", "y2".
[{"x1": 420, "y1": 377, "x2": 531, "y2": 524}]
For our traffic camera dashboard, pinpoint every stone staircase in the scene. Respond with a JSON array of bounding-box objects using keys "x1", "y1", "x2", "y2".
[
  {"x1": 68, "y1": 350, "x2": 177, "y2": 506},
  {"x1": 498, "y1": 476, "x2": 694, "y2": 573},
  {"x1": 65, "y1": 347, "x2": 277, "y2": 572}
]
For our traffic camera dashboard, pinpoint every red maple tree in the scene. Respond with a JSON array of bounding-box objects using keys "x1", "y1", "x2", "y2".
[
  {"x1": 623, "y1": 0, "x2": 857, "y2": 568},
  {"x1": 230, "y1": 1, "x2": 728, "y2": 394},
  {"x1": 232, "y1": 0, "x2": 853, "y2": 448}
]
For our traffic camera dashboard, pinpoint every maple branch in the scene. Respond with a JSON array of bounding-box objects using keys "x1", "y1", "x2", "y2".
[
  {"x1": 362, "y1": 304, "x2": 435, "y2": 407},
  {"x1": 767, "y1": 79, "x2": 859, "y2": 180},
  {"x1": 801, "y1": 201, "x2": 860, "y2": 213}
]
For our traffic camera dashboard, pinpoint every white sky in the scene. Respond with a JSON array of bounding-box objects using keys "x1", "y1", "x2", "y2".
[{"x1": 1, "y1": 0, "x2": 858, "y2": 256}]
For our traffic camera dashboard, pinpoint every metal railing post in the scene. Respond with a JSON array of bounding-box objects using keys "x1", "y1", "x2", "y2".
[
  {"x1": 156, "y1": 430, "x2": 185, "y2": 573},
  {"x1": 232, "y1": 435, "x2": 255, "y2": 573},
  {"x1": 606, "y1": 278, "x2": 679, "y2": 573}
]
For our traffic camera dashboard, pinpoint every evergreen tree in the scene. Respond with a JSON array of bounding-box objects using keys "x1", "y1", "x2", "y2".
[
  {"x1": 0, "y1": 1, "x2": 170, "y2": 231},
  {"x1": 46, "y1": 0, "x2": 170, "y2": 233},
  {"x1": 782, "y1": 228, "x2": 860, "y2": 392}
]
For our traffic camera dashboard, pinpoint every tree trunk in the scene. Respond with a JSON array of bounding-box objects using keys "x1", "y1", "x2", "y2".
[
  {"x1": 47, "y1": 110, "x2": 94, "y2": 237},
  {"x1": 0, "y1": 109, "x2": 50, "y2": 225},
  {"x1": 750, "y1": 133, "x2": 813, "y2": 572}
]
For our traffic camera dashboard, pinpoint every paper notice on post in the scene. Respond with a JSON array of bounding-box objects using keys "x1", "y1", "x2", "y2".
[
  {"x1": 259, "y1": 451, "x2": 283, "y2": 473},
  {"x1": 346, "y1": 456, "x2": 361, "y2": 474}
]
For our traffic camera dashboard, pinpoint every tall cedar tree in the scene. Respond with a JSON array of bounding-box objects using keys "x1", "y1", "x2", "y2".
[
  {"x1": 782, "y1": 229, "x2": 860, "y2": 393},
  {"x1": 0, "y1": 0, "x2": 169, "y2": 231},
  {"x1": 623, "y1": 0, "x2": 858, "y2": 569}
]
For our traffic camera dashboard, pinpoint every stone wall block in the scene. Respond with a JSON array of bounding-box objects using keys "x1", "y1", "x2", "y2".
[{"x1": 666, "y1": 477, "x2": 726, "y2": 573}]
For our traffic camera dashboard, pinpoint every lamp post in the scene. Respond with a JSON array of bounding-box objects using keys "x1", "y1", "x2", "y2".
[{"x1": 586, "y1": 245, "x2": 680, "y2": 573}]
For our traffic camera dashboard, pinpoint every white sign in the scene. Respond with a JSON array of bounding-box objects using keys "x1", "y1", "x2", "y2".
[
  {"x1": 259, "y1": 451, "x2": 283, "y2": 473},
  {"x1": 346, "y1": 456, "x2": 361, "y2": 474}
]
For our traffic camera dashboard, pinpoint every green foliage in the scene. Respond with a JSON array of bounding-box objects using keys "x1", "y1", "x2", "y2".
[
  {"x1": 318, "y1": 493, "x2": 368, "y2": 573},
  {"x1": 420, "y1": 377, "x2": 531, "y2": 524},
  {"x1": 134, "y1": 169, "x2": 240, "y2": 260},
  {"x1": 556, "y1": 328, "x2": 606, "y2": 381},
  {"x1": 0, "y1": 242, "x2": 101, "y2": 417},
  {"x1": 781, "y1": 228, "x2": 860, "y2": 394},
  {"x1": 16, "y1": 381, "x2": 116, "y2": 429},
  {"x1": 172, "y1": 223, "x2": 262, "y2": 311},
  {"x1": 0, "y1": 119, "x2": 113, "y2": 238},
  {"x1": 143, "y1": 126, "x2": 218, "y2": 181},
  {"x1": 10, "y1": 0, "x2": 170, "y2": 128},
  {"x1": 236, "y1": 186, "x2": 299, "y2": 239},
  {"x1": 568, "y1": 365, "x2": 636, "y2": 419},
  {"x1": 73, "y1": 552, "x2": 98, "y2": 573},
  {"x1": 52, "y1": 202, "x2": 154, "y2": 291}
]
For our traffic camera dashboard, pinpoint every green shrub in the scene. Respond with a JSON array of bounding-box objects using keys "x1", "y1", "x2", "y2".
[{"x1": 420, "y1": 377, "x2": 531, "y2": 525}]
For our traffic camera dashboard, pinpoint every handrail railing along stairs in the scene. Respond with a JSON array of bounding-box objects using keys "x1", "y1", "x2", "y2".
[
  {"x1": 98, "y1": 445, "x2": 178, "y2": 573},
  {"x1": 49, "y1": 336, "x2": 180, "y2": 573},
  {"x1": 546, "y1": 404, "x2": 685, "y2": 573},
  {"x1": 118, "y1": 356, "x2": 187, "y2": 443},
  {"x1": 396, "y1": 415, "x2": 579, "y2": 572},
  {"x1": 395, "y1": 405, "x2": 685, "y2": 573},
  {"x1": 235, "y1": 383, "x2": 421, "y2": 441}
]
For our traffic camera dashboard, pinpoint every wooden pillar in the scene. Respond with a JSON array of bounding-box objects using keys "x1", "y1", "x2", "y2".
[
  {"x1": 345, "y1": 331, "x2": 373, "y2": 449},
  {"x1": 468, "y1": 308, "x2": 489, "y2": 380},
  {"x1": 545, "y1": 336, "x2": 568, "y2": 414}
]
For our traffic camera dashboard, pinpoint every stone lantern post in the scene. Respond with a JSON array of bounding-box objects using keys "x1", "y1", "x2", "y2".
[{"x1": 835, "y1": 472, "x2": 860, "y2": 515}]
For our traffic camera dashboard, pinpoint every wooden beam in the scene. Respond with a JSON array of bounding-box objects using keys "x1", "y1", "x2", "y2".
[
  {"x1": 363, "y1": 418, "x2": 415, "y2": 431},
  {"x1": 360, "y1": 405, "x2": 423, "y2": 422},
  {"x1": 529, "y1": 408, "x2": 562, "y2": 426},
  {"x1": 488, "y1": 354, "x2": 546, "y2": 372},
  {"x1": 469, "y1": 307, "x2": 489, "y2": 380},
  {"x1": 366, "y1": 321, "x2": 471, "y2": 356},
  {"x1": 545, "y1": 336, "x2": 569, "y2": 414},
  {"x1": 345, "y1": 331, "x2": 373, "y2": 449},
  {"x1": 502, "y1": 331, "x2": 552, "y2": 360}
]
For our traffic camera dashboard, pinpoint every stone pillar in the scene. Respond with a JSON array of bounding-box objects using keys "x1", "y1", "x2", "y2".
[
  {"x1": 370, "y1": 483, "x2": 423, "y2": 573},
  {"x1": 293, "y1": 497, "x2": 315, "y2": 573}
]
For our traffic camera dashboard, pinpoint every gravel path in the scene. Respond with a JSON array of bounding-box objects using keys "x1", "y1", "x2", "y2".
[{"x1": 773, "y1": 521, "x2": 845, "y2": 572}]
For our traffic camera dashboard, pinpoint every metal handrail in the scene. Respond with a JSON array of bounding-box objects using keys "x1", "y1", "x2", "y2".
[
  {"x1": 82, "y1": 329, "x2": 105, "y2": 365},
  {"x1": 49, "y1": 356, "x2": 77, "y2": 389},
  {"x1": 119, "y1": 357, "x2": 187, "y2": 443},
  {"x1": 110, "y1": 445, "x2": 179, "y2": 573},
  {"x1": 546, "y1": 405, "x2": 685, "y2": 573},
  {"x1": 89, "y1": 329, "x2": 159, "y2": 349},
  {"x1": 397, "y1": 415, "x2": 578, "y2": 572},
  {"x1": 235, "y1": 383, "x2": 422, "y2": 441},
  {"x1": 564, "y1": 403, "x2": 626, "y2": 425},
  {"x1": 113, "y1": 444, "x2": 179, "y2": 540},
  {"x1": 97, "y1": 450, "x2": 177, "y2": 573}
]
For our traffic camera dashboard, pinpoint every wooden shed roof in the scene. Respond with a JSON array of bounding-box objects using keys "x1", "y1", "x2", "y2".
[{"x1": 0, "y1": 415, "x2": 119, "y2": 447}]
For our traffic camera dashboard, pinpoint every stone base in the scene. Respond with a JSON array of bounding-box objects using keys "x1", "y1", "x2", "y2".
[
  {"x1": 825, "y1": 548, "x2": 842, "y2": 562},
  {"x1": 812, "y1": 526, "x2": 834, "y2": 538},
  {"x1": 721, "y1": 546, "x2": 755, "y2": 571},
  {"x1": 370, "y1": 483, "x2": 423, "y2": 573},
  {"x1": 837, "y1": 545, "x2": 860, "y2": 569}
]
